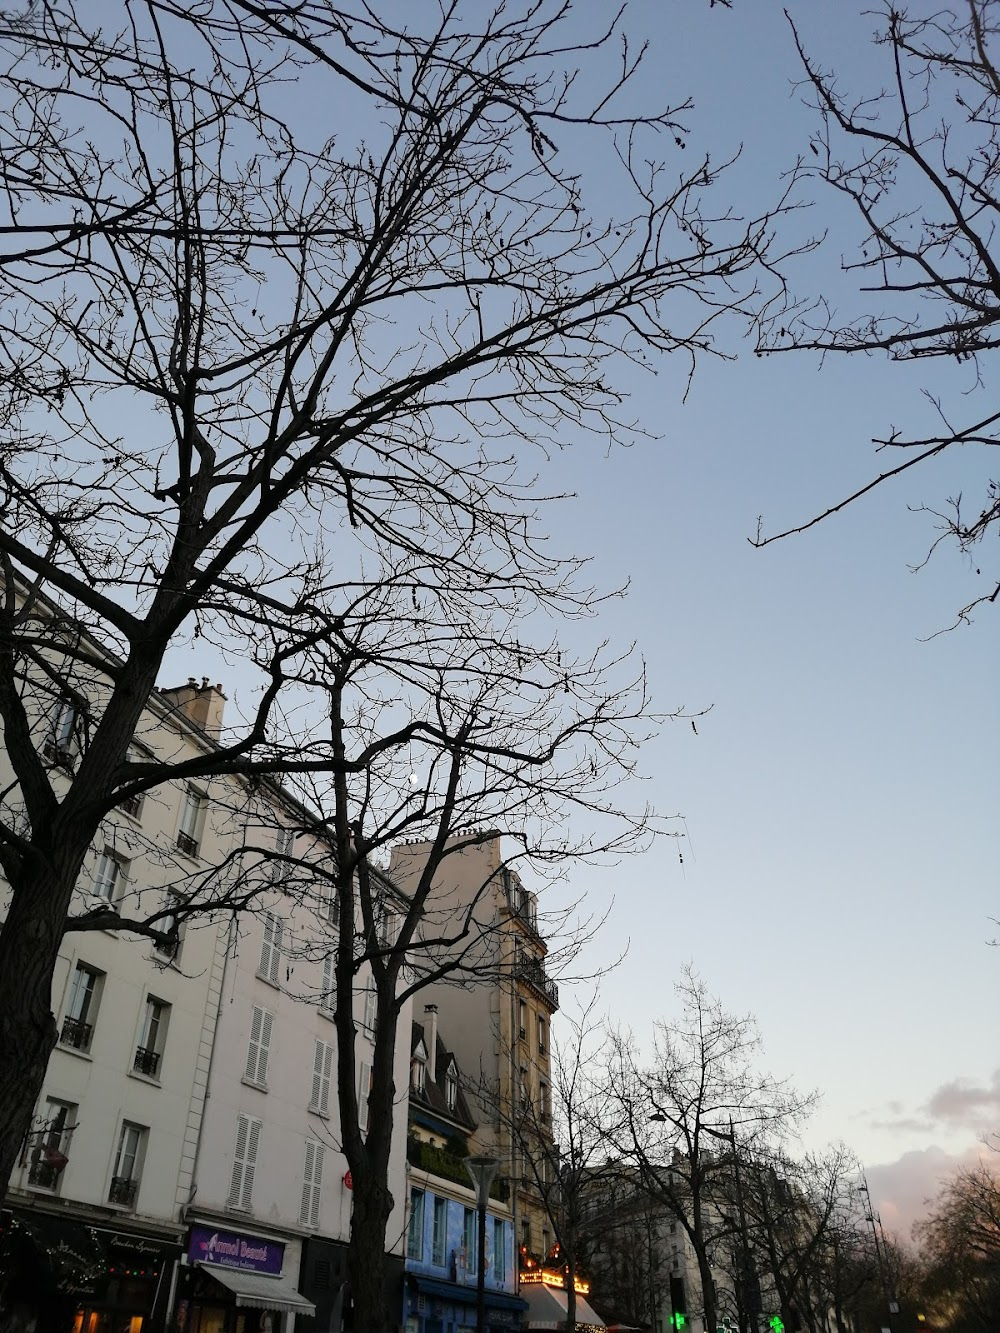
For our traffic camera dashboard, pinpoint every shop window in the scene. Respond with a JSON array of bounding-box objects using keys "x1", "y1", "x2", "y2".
[
  {"x1": 407, "y1": 1188, "x2": 425, "y2": 1260},
  {"x1": 134, "y1": 996, "x2": 169, "y2": 1079},
  {"x1": 61, "y1": 962, "x2": 103, "y2": 1053},
  {"x1": 493, "y1": 1219, "x2": 506, "y2": 1282},
  {"x1": 228, "y1": 1113, "x2": 262, "y2": 1211},
  {"x1": 463, "y1": 1208, "x2": 477, "y2": 1275},
  {"x1": 258, "y1": 912, "x2": 282, "y2": 985},
  {"x1": 300, "y1": 1139, "x2": 325, "y2": 1229},
  {"x1": 244, "y1": 1005, "x2": 274, "y2": 1088},
  {"x1": 109, "y1": 1120, "x2": 147, "y2": 1208},
  {"x1": 311, "y1": 1039, "x2": 333, "y2": 1116}
]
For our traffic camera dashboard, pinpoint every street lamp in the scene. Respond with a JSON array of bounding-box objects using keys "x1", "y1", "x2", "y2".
[{"x1": 466, "y1": 1155, "x2": 499, "y2": 1333}]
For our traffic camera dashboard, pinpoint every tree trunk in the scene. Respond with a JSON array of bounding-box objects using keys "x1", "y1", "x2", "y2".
[
  {"x1": 695, "y1": 1244, "x2": 717, "y2": 1333},
  {"x1": 0, "y1": 866, "x2": 69, "y2": 1191},
  {"x1": 348, "y1": 1169, "x2": 394, "y2": 1333}
]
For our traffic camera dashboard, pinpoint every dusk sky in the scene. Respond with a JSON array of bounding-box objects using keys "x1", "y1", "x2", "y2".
[
  {"x1": 146, "y1": 0, "x2": 998, "y2": 1242},
  {"x1": 541, "y1": 0, "x2": 999, "y2": 1241}
]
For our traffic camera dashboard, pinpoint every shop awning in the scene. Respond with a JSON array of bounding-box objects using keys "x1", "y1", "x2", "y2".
[
  {"x1": 411, "y1": 1275, "x2": 527, "y2": 1313},
  {"x1": 521, "y1": 1282, "x2": 605, "y2": 1330},
  {"x1": 198, "y1": 1263, "x2": 317, "y2": 1316}
]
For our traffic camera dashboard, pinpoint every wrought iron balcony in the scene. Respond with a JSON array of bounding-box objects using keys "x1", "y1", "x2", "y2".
[
  {"x1": 109, "y1": 1175, "x2": 137, "y2": 1207},
  {"x1": 176, "y1": 831, "x2": 199, "y2": 858},
  {"x1": 59, "y1": 1016, "x2": 92, "y2": 1051},
  {"x1": 28, "y1": 1157, "x2": 62, "y2": 1189},
  {"x1": 515, "y1": 956, "x2": 558, "y2": 1010},
  {"x1": 133, "y1": 1045, "x2": 161, "y2": 1078}
]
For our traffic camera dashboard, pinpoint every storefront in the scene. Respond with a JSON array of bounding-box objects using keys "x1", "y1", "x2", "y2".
[
  {"x1": 0, "y1": 1205, "x2": 180, "y2": 1333},
  {"x1": 403, "y1": 1274, "x2": 527, "y2": 1333},
  {"x1": 175, "y1": 1224, "x2": 315, "y2": 1333}
]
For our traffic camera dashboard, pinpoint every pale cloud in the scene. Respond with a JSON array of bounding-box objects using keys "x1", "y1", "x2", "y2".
[
  {"x1": 926, "y1": 1069, "x2": 1000, "y2": 1128},
  {"x1": 866, "y1": 1143, "x2": 987, "y2": 1242}
]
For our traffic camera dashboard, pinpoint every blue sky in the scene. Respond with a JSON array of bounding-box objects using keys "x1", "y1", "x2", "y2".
[{"x1": 536, "y1": 0, "x2": 999, "y2": 1238}]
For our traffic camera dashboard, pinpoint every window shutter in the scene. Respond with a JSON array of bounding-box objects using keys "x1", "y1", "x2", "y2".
[
  {"x1": 320, "y1": 954, "x2": 334, "y2": 1015},
  {"x1": 364, "y1": 987, "x2": 377, "y2": 1033},
  {"x1": 245, "y1": 1006, "x2": 263, "y2": 1083},
  {"x1": 321, "y1": 1043, "x2": 332, "y2": 1115},
  {"x1": 260, "y1": 914, "x2": 282, "y2": 984},
  {"x1": 228, "y1": 1114, "x2": 249, "y2": 1208},
  {"x1": 300, "y1": 1140, "x2": 324, "y2": 1228},
  {"x1": 258, "y1": 1010, "x2": 273, "y2": 1083},
  {"x1": 241, "y1": 1117, "x2": 261, "y2": 1210},
  {"x1": 358, "y1": 1060, "x2": 372, "y2": 1132}
]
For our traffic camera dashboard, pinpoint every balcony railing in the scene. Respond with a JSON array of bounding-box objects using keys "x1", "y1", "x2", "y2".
[
  {"x1": 133, "y1": 1046, "x2": 161, "y2": 1078},
  {"x1": 120, "y1": 792, "x2": 143, "y2": 819},
  {"x1": 176, "y1": 831, "x2": 199, "y2": 858},
  {"x1": 515, "y1": 957, "x2": 559, "y2": 1010},
  {"x1": 28, "y1": 1157, "x2": 62, "y2": 1189},
  {"x1": 59, "y1": 1016, "x2": 93, "y2": 1052},
  {"x1": 109, "y1": 1175, "x2": 138, "y2": 1207}
]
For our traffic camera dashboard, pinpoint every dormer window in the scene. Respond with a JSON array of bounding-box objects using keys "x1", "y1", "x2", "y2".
[
  {"x1": 445, "y1": 1067, "x2": 458, "y2": 1112},
  {"x1": 411, "y1": 1055, "x2": 426, "y2": 1094}
]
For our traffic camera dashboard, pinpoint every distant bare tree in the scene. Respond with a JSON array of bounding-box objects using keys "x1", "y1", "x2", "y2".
[
  {"x1": 914, "y1": 1159, "x2": 1000, "y2": 1331},
  {"x1": 606, "y1": 969, "x2": 815, "y2": 1333},
  {"x1": 0, "y1": 3, "x2": 781, "y2": 1331},
  {"x1": 758, "y1": 2, "x2": 1000, "y2": 625}
]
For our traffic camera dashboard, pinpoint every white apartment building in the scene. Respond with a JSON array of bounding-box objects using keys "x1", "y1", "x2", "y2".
[{"x1": 0, "y1": 635, "x2": 412, "y2": 1333}]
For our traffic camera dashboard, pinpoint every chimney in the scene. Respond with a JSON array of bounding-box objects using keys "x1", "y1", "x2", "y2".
[
  {"x1": 423, "y1": 1004, "x2": 438, "y2": 1083},
  {"x1": 160, "y1": 677, "x2": 227, "y2": 738}
]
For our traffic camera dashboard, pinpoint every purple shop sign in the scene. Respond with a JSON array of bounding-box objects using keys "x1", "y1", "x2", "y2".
[{"x1": 188, "y1": 1225, "x2": 284, "y2": 1275}]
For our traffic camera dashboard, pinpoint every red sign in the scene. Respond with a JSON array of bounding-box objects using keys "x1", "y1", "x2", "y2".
[{"x1": 343, "y1": 1170, "x2": 353, "y2": 1190}]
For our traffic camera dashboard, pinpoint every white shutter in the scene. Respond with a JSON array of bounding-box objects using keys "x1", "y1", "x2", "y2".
[
  {"x1": 364, "y1": 987, "x2": 377, "y2": 1034},
  {"x1": 320, "y1": 953, "x2": 335, "y2": 1015},
  {"x1": 257, "y1": 1010, "x2": 273, "y2": 1083},
  {"x1": 228, "y1": 1113, "x2": 259, "y2": 1209},
  {"x1": 300, "y1": 1140, "x2": 324, "y2": 1228},
  {"x1": 260, "y1": 914, "x2": 282, "y2": 984},
  {"x1": 311, "y1": 1039, "x2": 332, "y2": 1115},
  {"x1": 241, "y1": 1116, "x2": 261, "y2": 1210},
  {"x1": 358, "y1": 1060, "x2": 372, "y2": 1132},
  {"x1": 245, "y1": 1007, "x2": 263, "y2": 1082}
]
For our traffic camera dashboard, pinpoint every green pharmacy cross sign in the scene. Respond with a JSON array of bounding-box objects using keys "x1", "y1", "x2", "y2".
[
  {"x1": 668, "y1": 1317, "x2": 686, "y2": 1330},
  {"x1": 768, "y1": 1320, "x2": 785, "y2": 1333}
]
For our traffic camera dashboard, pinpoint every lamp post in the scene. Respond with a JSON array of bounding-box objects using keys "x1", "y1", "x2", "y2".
[{"x1": 466, "y1": 1155, "x2": 499, "y2": 1333}]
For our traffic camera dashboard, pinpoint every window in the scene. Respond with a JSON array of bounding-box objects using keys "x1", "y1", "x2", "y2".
[
  {"x1": 244, "y1": 1006, "x2": 273, "y2": 1087},
  {"x1": 92, "y1": 847, "x2": 128, "y2": 902},
  {"x1": 27, "y1": 1099, "x2": 76, "y2": 1191},
  {"x1": 519, "y1": 1065, "x2": 528, "y2": 1106},
  {"x1": 521, "y1": 1218, "x2": 530, "y2": 1252},
  {"x1": 518, "y1": 999, "x2": 527, "y2": 1041},
  {"x1": 272, "y1": 826, "x2": 295, "y2": 884},
  {"x1": 134, "y1": 996, "x2": 169, "y2": 1078},
  {"x1": 323, "y1": 882, "x2": 340, "y2": 929},
  {"x1": 445, "y1": 1067, "x2": 458, "y2": 1112},
  {"x1": 379, "y1": 905, "x2": 398, "y2": 951},
  {"x1": 358, "y1": 1060, "x2": 372, "y2": 1132},
  {"x1": 463, "y1": 1209, "x2": 477, "y2": 1274},
  {"x1": 542, "y1": 1228, "x2": 551, "y2": 1260},
  {"x1": 258, "y1": 912, "x2": 282, "y2": 985},
  {"x1": 363, "y1": 986, "x2": 377, "y2": 1035},
  {"x1": 539, "y1": 1081, "x2": 548, "y2": 1123},
  {"x1": 319, "y1": 953, "x2": 335, "y2": 1017},
  {"x1": 45, "y1": 698, "x2": 80, "y2": 768},
  {"x1": 432, "y1": 1197, "x2": 447, "y2": 1265},
  {"x1": 176, "y1": 785, "x2": 206, "y2": 857},
  {"x1": 154, "y1": 892, "x2": 183, "y2": 961},
  {"x1": 228, "y1": 1113, "x2": 261, "y2": 1212},
  {"x1": 410, "y1": 1055, "x2": 426, "y2": 1094},
  {"x1": 109, "y1": 1121, "x2": 146, "y2": 1207},
  {"x1": 493, "y1": 1219, "x2": 506, "y2": 1282},
  {"x1": 311, "y1": 1040, "x2": 333, "y2": 1116},
  {"x1": 407, "y1": 1188, "x2": 424, "y2": 1260},
  {"x1": 537, "y1": 1015, "x2": 546, "y2": 1055},
  {"x1": 119, "y1": 789, "x2": 144, "y2": 820},
  {"x1": 61, "y1": 962, "x2": 102, "y2": 1052},
  {"x1": 300, "y1": 1140, "x2": 325, "y2": 1229}
]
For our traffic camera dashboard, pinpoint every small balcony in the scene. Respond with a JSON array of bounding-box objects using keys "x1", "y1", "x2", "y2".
[
  {"x1": 515, "y1": 957, "x2": 558, "y2": 1011},
  {"x1": 176, "y1": 831, "x2": 199, "y2": 858},
  {"x1": 109, "y1": 1175, "x2": 138, "y2": 1207},
  {"x1": 133, "y1": 1045, "x2": 161, "y2": 1078},
  {"x1": 59, "y1": 1016, "x2": 93, "y2": 1052},
  {"x1": 28, "y1": 1157, "x2": 62, "y2": 1189}
]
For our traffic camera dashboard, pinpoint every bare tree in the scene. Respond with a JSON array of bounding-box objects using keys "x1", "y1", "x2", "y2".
[
  {"x1": 914, "y1": 1159, "x2": 1000, "y2": 1332},
  {"x1": 606, "y1": 969, "x2": 815, "y2": 1333},
  {"x1": 757, "y1": 2, "x2": 1000, "y2": 625},
  {"x1": 0, "y1": 2, "x2": 783, "y2": 1328}
]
